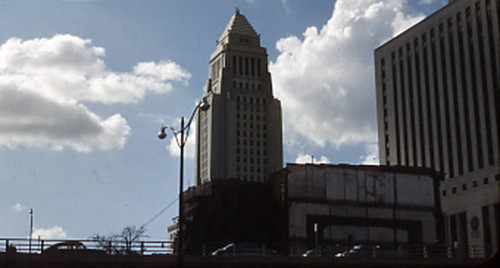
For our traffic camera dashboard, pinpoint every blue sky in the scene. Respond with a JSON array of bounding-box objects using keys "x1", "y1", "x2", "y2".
[{"x1": 0, "y1": 0, "x2": 446, "y2": 240}]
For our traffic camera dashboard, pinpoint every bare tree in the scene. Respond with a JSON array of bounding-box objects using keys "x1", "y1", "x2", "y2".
[
  {"x1": 92, "y1": 225, "x2": 148, "y2": 255},
  {"x1": 120, "y1": 226, "x2": 147, "y2": 254}
]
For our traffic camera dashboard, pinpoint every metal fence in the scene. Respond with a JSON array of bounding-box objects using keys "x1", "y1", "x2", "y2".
[
  {"x1": 0, "y1": 238, "x2": 173, "y2": 255},
  {"x1": 190, "y1": 242, "x2": 495, "y2": 259},
  {"x1": 1, "y1": 238, "x2": 495, "y2": 260}
]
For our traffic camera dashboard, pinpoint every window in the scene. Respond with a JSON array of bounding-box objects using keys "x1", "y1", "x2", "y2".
[
  {"x1": 251, "y1": 58, "x2": 255, "y2": 76},
  {"x1": 238, "y1": 56, "x2": 243, "y2": 75},
  {"x1": 232, "y1": 56, "x2": 237, "y2": 74},
  {"x1": 257, "y1": 59, "x2": 261, "y2": 76},
  {"x1": 442, "y1": 190, "x2": 447, "y2": 197},
  {"x1": 484, "y1": 177, "x2": 489, "y2": 184},
  {"x1": 473, "y1": 181, "x2": 478, "y2": 187},
  {"x1": 452, "y1": 187, "x2": 457, "y2": 194},
  {"x1": 462, "y1": 184, "x2": 467, "y2": 191},
  {"x1": 245, "y1": 57, "x2": 249, "y2": 76}
]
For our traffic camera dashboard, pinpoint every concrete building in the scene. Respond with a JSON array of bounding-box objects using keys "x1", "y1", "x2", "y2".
[
  {"x1": 195, "y1": 10, "x2": 283, "y2": 185},
  {"x1": 375, "y1": 0, "x2": 500, "y2": 256},
  {"x1": 270, "y1": 164, "x2": 443, "y2": 254}
]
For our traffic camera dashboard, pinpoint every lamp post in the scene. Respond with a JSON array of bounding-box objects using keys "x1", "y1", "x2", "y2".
[
  {"x1": 158, "y1": 96, "x2": 210, "y2": 266},
  {"x1": 29, "y1": 208, "x2": 33, "y2": 254},
  {"x1": 314, "y1": 223, "x2": 318, "y2": 257}
]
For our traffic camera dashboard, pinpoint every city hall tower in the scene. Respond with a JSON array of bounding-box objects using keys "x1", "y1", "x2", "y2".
[{"x1": 195, "y1": 10, "x2": 283, "y2": 185}]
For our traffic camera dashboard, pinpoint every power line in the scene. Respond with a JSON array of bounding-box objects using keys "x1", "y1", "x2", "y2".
[{"x1": 140, "y1": 197, "x2": 178, "y2": 229}]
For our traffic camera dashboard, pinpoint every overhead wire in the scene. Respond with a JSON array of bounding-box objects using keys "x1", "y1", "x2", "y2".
[{"x1": 140, "y1": 197, "x2": 178, "y2": 229}]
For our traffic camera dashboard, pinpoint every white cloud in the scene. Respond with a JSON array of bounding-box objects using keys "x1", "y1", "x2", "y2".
[
  {"x1": 419, "y1": 0, "x2": 436, "y2": 4},
  {"x1": 12, "y1": 203, "x2": 26, "y2": 212},
  {"x1": 360, "y1": 143, "x2": 379, "y2": 165},
  {"x1": 295, "y1": 153, "x2": 329, "y2": 164},
  {"x1": 0, "y1": 34, "x2": 190, "y2": 152},
  {"x1": 32, "y1": 226, "x2": 67, "y2": 239},
  {"x1": 280, "y1": 0, "x2": 291, "y2": 13},
  {"x1": 270, "y1": 0, "x2": 425, "y2": 151}
]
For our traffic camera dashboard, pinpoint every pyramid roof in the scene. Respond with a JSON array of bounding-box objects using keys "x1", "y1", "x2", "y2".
[{"x1": 219, "y1": 10, "x2": 258, "y2": 41}]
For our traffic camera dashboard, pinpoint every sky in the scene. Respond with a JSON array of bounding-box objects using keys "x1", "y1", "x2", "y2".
[{"x1": 0, "y1": 0, "x2": 447, "y2": 241}]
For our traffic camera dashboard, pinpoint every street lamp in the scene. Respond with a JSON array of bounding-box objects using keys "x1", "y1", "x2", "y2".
[
  {"x1": 157, "y1": 96, "x2": 210, "y2": 264},
  {"x1": 29, "y1": 209, "x2": 33, "y2": 254}
]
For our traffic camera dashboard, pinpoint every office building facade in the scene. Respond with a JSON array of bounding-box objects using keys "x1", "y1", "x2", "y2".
[
  {"x1": 195, "y1": 11, "x2": 283, "y2": 185},
  {"x1": 375, "y1": 0, "x2": 500, "y2": 256}
]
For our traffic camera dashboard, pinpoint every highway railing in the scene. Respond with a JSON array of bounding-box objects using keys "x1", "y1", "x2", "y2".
[
  {"x1": 0, "y1": 238, "x2": 173, "y2": 255},
  {"x1": 1, "y1": 238, "x2": 496, "y2": 260},
  {"x1": 189, "y1": 242, "x2": 496, "y2": 259}
]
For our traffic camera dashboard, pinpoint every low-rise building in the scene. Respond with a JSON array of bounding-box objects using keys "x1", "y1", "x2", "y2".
[{"x1": 270, "y1": 163, "x2": 444, "y2": 254}]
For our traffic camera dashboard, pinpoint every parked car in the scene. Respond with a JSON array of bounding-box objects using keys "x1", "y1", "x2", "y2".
[
  {"x1": 43, "y1": 241, "x2": 106, "y2": 255},
  {"x1": 211, "y1": 242, "x2": 278, "y2": 256},
  {"x1": 335, "y1": 244, "x2": 404, "y2": 259},
  {"x1": 303, "y1": 249, "x2": 324, "y2": 257}
]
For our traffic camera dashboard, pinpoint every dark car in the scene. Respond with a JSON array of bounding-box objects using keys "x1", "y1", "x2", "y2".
[
  {"x1": 334, "y1": 244, "x2": 380, "y2": 258},
  {"x1": 211, "y1": 242, "x2": 278, "y2": 256},
  {"x1": 43, "y1": 241, "x2": 106, "y2": 255},
  {"x1": 302, "y1": 249, "x2": 318, "y2": 257},
  {"x1": 336, "y1": 244, "x2": 404, "y2": 259}
]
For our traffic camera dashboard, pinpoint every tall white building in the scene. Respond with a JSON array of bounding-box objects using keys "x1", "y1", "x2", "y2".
[
  {"x1": 375, "y1": 0, "x2": 499, "y2": 256},
  {"x1": 195, "y1": 10, "x2": 283, "y2": 185}
]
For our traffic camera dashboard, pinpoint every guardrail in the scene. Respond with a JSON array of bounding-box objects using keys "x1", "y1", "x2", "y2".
[
  {"x1": 189, "y1": 242, "x2": 496, "y2": 259},
  {"x1": 0, "y1": 238, "x2": 173, "y2": 255},
  {"x1": 1, "y1": 238, "x2": 496, "y2": 260}
]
